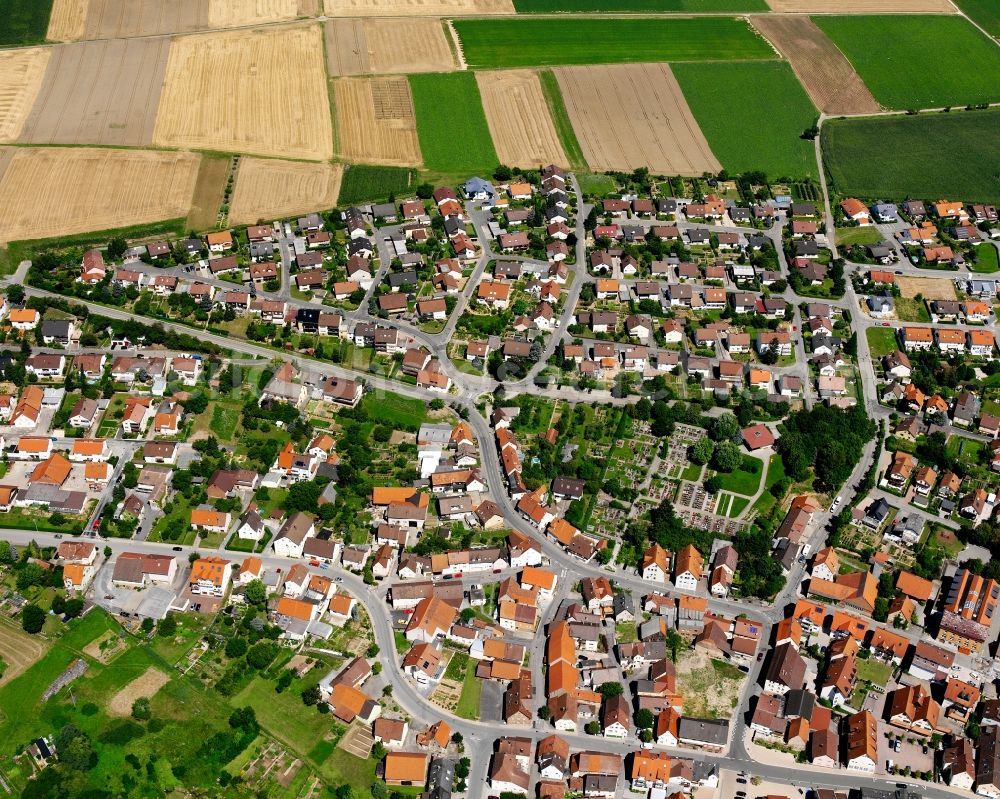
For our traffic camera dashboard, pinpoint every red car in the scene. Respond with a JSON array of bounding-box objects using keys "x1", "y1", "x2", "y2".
[{"x1": 309, "y1": 560, "x2": 320, "y2": 566}]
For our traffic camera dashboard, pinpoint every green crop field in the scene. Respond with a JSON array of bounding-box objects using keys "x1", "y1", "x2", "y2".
[
  {"x1": 409, "y1": 73, "x2": 498, "y2": 173},
  {"x1": 513, "y1": 0, "x2": 766, "y2": 10},
  {"x1": 452, "y1": 17, "x2": 775, "y2": 68},
  {"x1": 953, "y1": 0, "x2": 1000, "y2": 36},
  {"x1": 815, "y1": 15, "x2": 1000, "y2": 109},
  {"x1": 823, "y1": 109, "x2": 1000, "y2": 205},
  {"x1": 338, "y1": 165, "x2": 415, "y2": 206},
  {"x1": 0, "y1": 0, "x2": 53, "y2": 45},
  {"x1": 538, "y1": 69, "x2": 587, "y2": 171},
  {"x1": 673, "y1": 61, "x2": 818, "y2": 179}
]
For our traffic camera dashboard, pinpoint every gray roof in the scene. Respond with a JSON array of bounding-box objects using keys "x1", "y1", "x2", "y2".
[{"x1": 678, "y1": 717, "x2": 729, "y2": 745}]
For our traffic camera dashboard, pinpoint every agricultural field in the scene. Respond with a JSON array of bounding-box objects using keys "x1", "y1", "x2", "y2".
[
  {"x1": 206, "y1": 0, "x2": 300, "y2": 28},
  {"x1": 673, "y1": 61, "x2": 818, "y2": 179},
  {"x1": 334, "y1": 77, "x2": 422, "y2": 166},
  {"x1": 452, "y1": 17, "x2": 776, "y2": 68},
  {"x1": 153, "y1": 25, "x2": 333, "y2": 161},
  {"x1": 18, "y1": 37, "x2": 170, "y2": 147},
  {"x1": 0, "y1": 48, "x2": 50, "y2": 143},
  {"x1": 953, "y1": 0, "x2": 1000, "y2": 36},
  {"x1": 815, "y1": 16, "x2": 1000, "y2": 110},
  {"x1": 822, "y1": 110, "x2": 1000, "y2": 205},
  {"x1": 409, "y1": 72, "x2": 499, "y2": 173},
  {"x1": 0, "y1": 0, "x2": 53, "y2": 45},
  {"x1": 477, "y1": 69, "x2": 568, "y2": 168},
  {"x1": 764, "y1": 0, "x2": 952, "y2": 8},
  {"x1": 228, "y1": 157, "x2": 343, "y2": 226},
  {"x1": 555, "y1": 63, "x2": 719, "y2": 176},
  {"x1": 324, "y1": 0, "x2": 513, "y2": 13},
  {"x1": 538, "y1": 69, "x2": 586, "y2": 171},
  {"x1": 0, "y1": 147, "x2": 199, "y2": 244},
  {"x1": 751, "y1": 15, "x2": 880, "y2": 115},
  {"x1": 186, "y1": 154, "x2": 230, "y2": 231},
  {"x1": 338, "y1": 164, "x2": 415, "y2": 205},
  {"x1": 46, "y1": 0, "x2": 86, "y2": 41},
  {"x1": 325, "y1": 18, "x2": 457, "y2": 75},
  {"x1": 0, "y1": 619, "x2": 49, "y2": 686},
  {"x1": 515, "y1": 0, "x2": 767, "y2": 9}
]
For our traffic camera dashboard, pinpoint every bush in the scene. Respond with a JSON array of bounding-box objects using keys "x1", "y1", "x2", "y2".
[
  {"x1": 132, "y1": 698, "x2": 152, "y2": 721},
  {"x1": 21, "y1": 604, "x2": 45, "y2": 634}
]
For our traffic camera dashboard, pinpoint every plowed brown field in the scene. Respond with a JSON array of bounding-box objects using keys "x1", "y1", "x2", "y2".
[
  {"x1": 323, "y1": 0, "x2": 513, "y2": 15},
  {"x1": 19, "y1": 38, "x2": 170, "y2": 146},
  {"x1": 334, "y1": 77, "x2": 422, "y2": 166},
  {"x1": 752, "y1": 16, "x2": 880, "y2": 115},
  {"x1": 153, "y1": 25, "x2": 333, "y2": 161},
  {"x1": 555, "y1": 63, "x2": 720, "y2": 176},
  {"x1": 0, "y1": 147, "x2": 200, "y2": 243},
  {"x1": 0, "y1": 49, "x2": 50, "y2": 144},
  {"x1": 477, "y1": 69, "x2": 567, "y2": 168},
  {"x1": 81, "y1": 0, "x2": 207, "y2": 39},
  {"x1": 228, "y1": 157, "x2": 343, "y2": 225}
]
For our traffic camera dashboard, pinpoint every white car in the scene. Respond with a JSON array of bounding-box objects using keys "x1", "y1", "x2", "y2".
[{"x1": 832, "y1": 496, "x2": 842, "y2": 508}]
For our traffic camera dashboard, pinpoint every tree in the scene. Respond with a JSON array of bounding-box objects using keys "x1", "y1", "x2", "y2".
[
  {"x1": 246, "y1": 642, "x2": 279, "y2": 670},
  {"x1": 244, "y1": 579, "x2": 266, "y2": 606},
  {"x1": 712, "y1": 440, "x2": 743, "y2": 473},
  {"x1": 598, "y1": 682, "x2": 623, "y2": 700},
  {"x1": 689, "y1": 437, "x2": 715, "y2": 465},
  {"x1": 225, "y1": 637, "x2": 248, "y2": 659},
  {"x1": 51, "y1": 594, "x2": 66, "y2": 615},
  {"x1": 709, "y1": 413, "x2": 739, "y2": 442},
  {"x1": 64, "y1": 598, "x2": 83, "y2": 619},
  {"x1": 131, "y1": 697, "x2": 152, "y2": 721},
  {"x1": 56, "y1": 724, "x2": 95, "y2": 771},
  {"x1": 140, "y1": 617, "x2": 155, "y2": 634},
  {"x1": 635, "y1": 708, "x2": 654, "y2": 730},
  {"x1": 584, "y1": 721, "x2": 600, "y2": 735},
  {"x1": 429, "y1": 398, "x2": 444, "y2": 410},
  {"x1": 103, "y1": 545, "x2": 112, "y2": 558},
  {"x1": 301, "y1": 686, "x2": 321, "y2": 706},
  {"x1": 6, "y1": 284, "x2": 24, "y2": 305},
  {"x1": 107, "y1": 237, "x2": 128, "y2": 260},
  {"x1": 157, "y1": 614, "x2": 178, "y2": 637},
  {"x1": 21, "y1": 604, "x2": 45, "y2": 633}
]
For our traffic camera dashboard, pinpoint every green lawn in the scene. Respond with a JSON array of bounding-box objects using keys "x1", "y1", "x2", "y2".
[
  {"x1": 452, "y1": 17, "x2": 775, "y2": 68},
  {"x1": 946, "y1": 434, "x2": 985, "y2": 465},
  {"x1": 209, "y1": 403, "x2": 240, "y2": 441},
  {"x1": 230, "y1": 675, "x2": 336, "y2": 758},
  {"x1": 538, "y1": 69, "x2": 587, "y2": 172},
  {"x1": 836, "y1": 226, "x2": 883, "y2": 247},
  {"x1": 815, "y1": 15, "x2": 1000, "y2": 109},
  {"x1": 856, "y1": 657, "x2": 892, "y2": 686},
  {"x1": 823, "y1": 109, "x2": 1000, "y2": 205},
  {"x1": 673, "y1": 61, "x2": 818, "y2": 180},
  {"x1": 455, "y1": 658, "x2": 482, "y2": 720},
  {"x1": 971, "y1": 244, "x2": 999, "y2": 274},
  {"x1": 894, "y1": 297, "x2": 930, "y2": 323},
  {"x1": 514, "y1": 0, "x2": 766, "y2": 8},
  {"x1": 577, "y1": 172, "x2": 617, "y2": 198},
  {"x1": 0, "y1": 0, "x2": 53, "y2": 45},
  {"x1": 409, "y1": 73, "x2": 499, "y2": 173},
  {"x1": 714, "y1": 455, "x2": 764, "y2": 496},
  {"x1": 359, "y1": 390, "x2": 428, "y2": 431},
  {"x1": 953, "y1": 0, "x2": 1000, "y2": 36},
  {"x1": 866, "y1": 326, "x2": 899, "y2": 358}
]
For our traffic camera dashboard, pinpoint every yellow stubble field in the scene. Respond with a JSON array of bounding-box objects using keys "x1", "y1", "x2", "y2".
[
  {"x1": 334, "y1": 77, "x2": 422, "y2": 166},
  {"x1": 0, "y1": 49, "x2": 50, "y2": 143},
  {"x1": 477, "y1": 69, "x2": 568, "y2": 168},
  {"x1": 228, "y1": 157, "x2": 344, "y2": 225}
]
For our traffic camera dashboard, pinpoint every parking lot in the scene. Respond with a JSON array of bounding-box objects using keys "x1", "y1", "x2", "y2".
[
  {"x1": 478, "y1": 680, "x2": 504, "y2": 723},
  {"x1": 88, "y1": 557, "x2": 186, "y2": 620},
  {"x1": 877, "y1": 726, "x2": 933, "y2": 775}
]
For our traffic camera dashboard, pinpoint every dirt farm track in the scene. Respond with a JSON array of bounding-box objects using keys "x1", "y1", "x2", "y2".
[{"x1": 0, "y1": 148, "x2": 201, "y2": 244}]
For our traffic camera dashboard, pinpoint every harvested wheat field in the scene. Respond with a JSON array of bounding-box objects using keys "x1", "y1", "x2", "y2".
[
  {"x1": 752, "y1": 16, "x2": 880, "y2": 115},
  {"x1": 47, "y1": 0, "x2": 89, "y2": 41},
  {"x1": 324, "y1": 0, "x2": 513, "y2": 16},
  {"x1": 154, "y1": 25, "x2": 333, "y2": 161},
  {"x1": 334, "y1": 77, "x2": 422, "y2": 166},
  {"x1": 555, "y1": 63, "x2": 720, "y2": 176},
  {"x1": 0, "y1": 147, "x2": 200, "y2": 244},
  {"x1": 477, "y1": 70, "x2": 567, "y2": 168},
  {"x1": 0, "y1": 621, "x2": 48, "y2": 687},
  {"x1": 325, "y1": 18, "x2": 457, "y2": 75},
  {"x1": 0, "y1": 49, "x2": 50, "y2": 143},
  {"x1": 229, "y1": 157, "x2": 343, "y2": 225},
  {"x1": 207, "y1": 0, "x2": 300, "y2": 27},
  {"x1": 19, "y1": 38, "x2": 170, "y2": 147},
  {"x1": 897, "y1": 276, "x2": 957, "y2": 300},
  {"x1": 764, "y1": 0, "x2": 953, "y2": 10},
  {"x1": 108, "y1": 667, "x2": 171, "y2": 716}
]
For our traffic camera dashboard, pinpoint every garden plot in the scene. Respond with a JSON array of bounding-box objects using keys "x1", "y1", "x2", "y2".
[
  {"x1": 477, "y1": 69, "x2": 568, "y2": 168},
  {"x1": 0, "y1": 49, "x2": 49, "y2": 144},
  {"x1": 228, "y1": 157, "x2": 343, "y2": 226},
  {"x1": 751, "y1": 15, "x2": 880, "y2": 115},
  {"x1": 334, "y1": 77, "x2": 422, "y2": 166},
  {"x1": 555, "y1": 63, "x2": 720, "y2": 176},
  {"x1": 0, "y1": 147, "x2": 200, "y2": 244},
  {"x1": 153, "y1": 25, "x2": 333, "y2": 161},
  {"x1": 19, "y1": 38, "x2": 170, "y2": 147}
]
